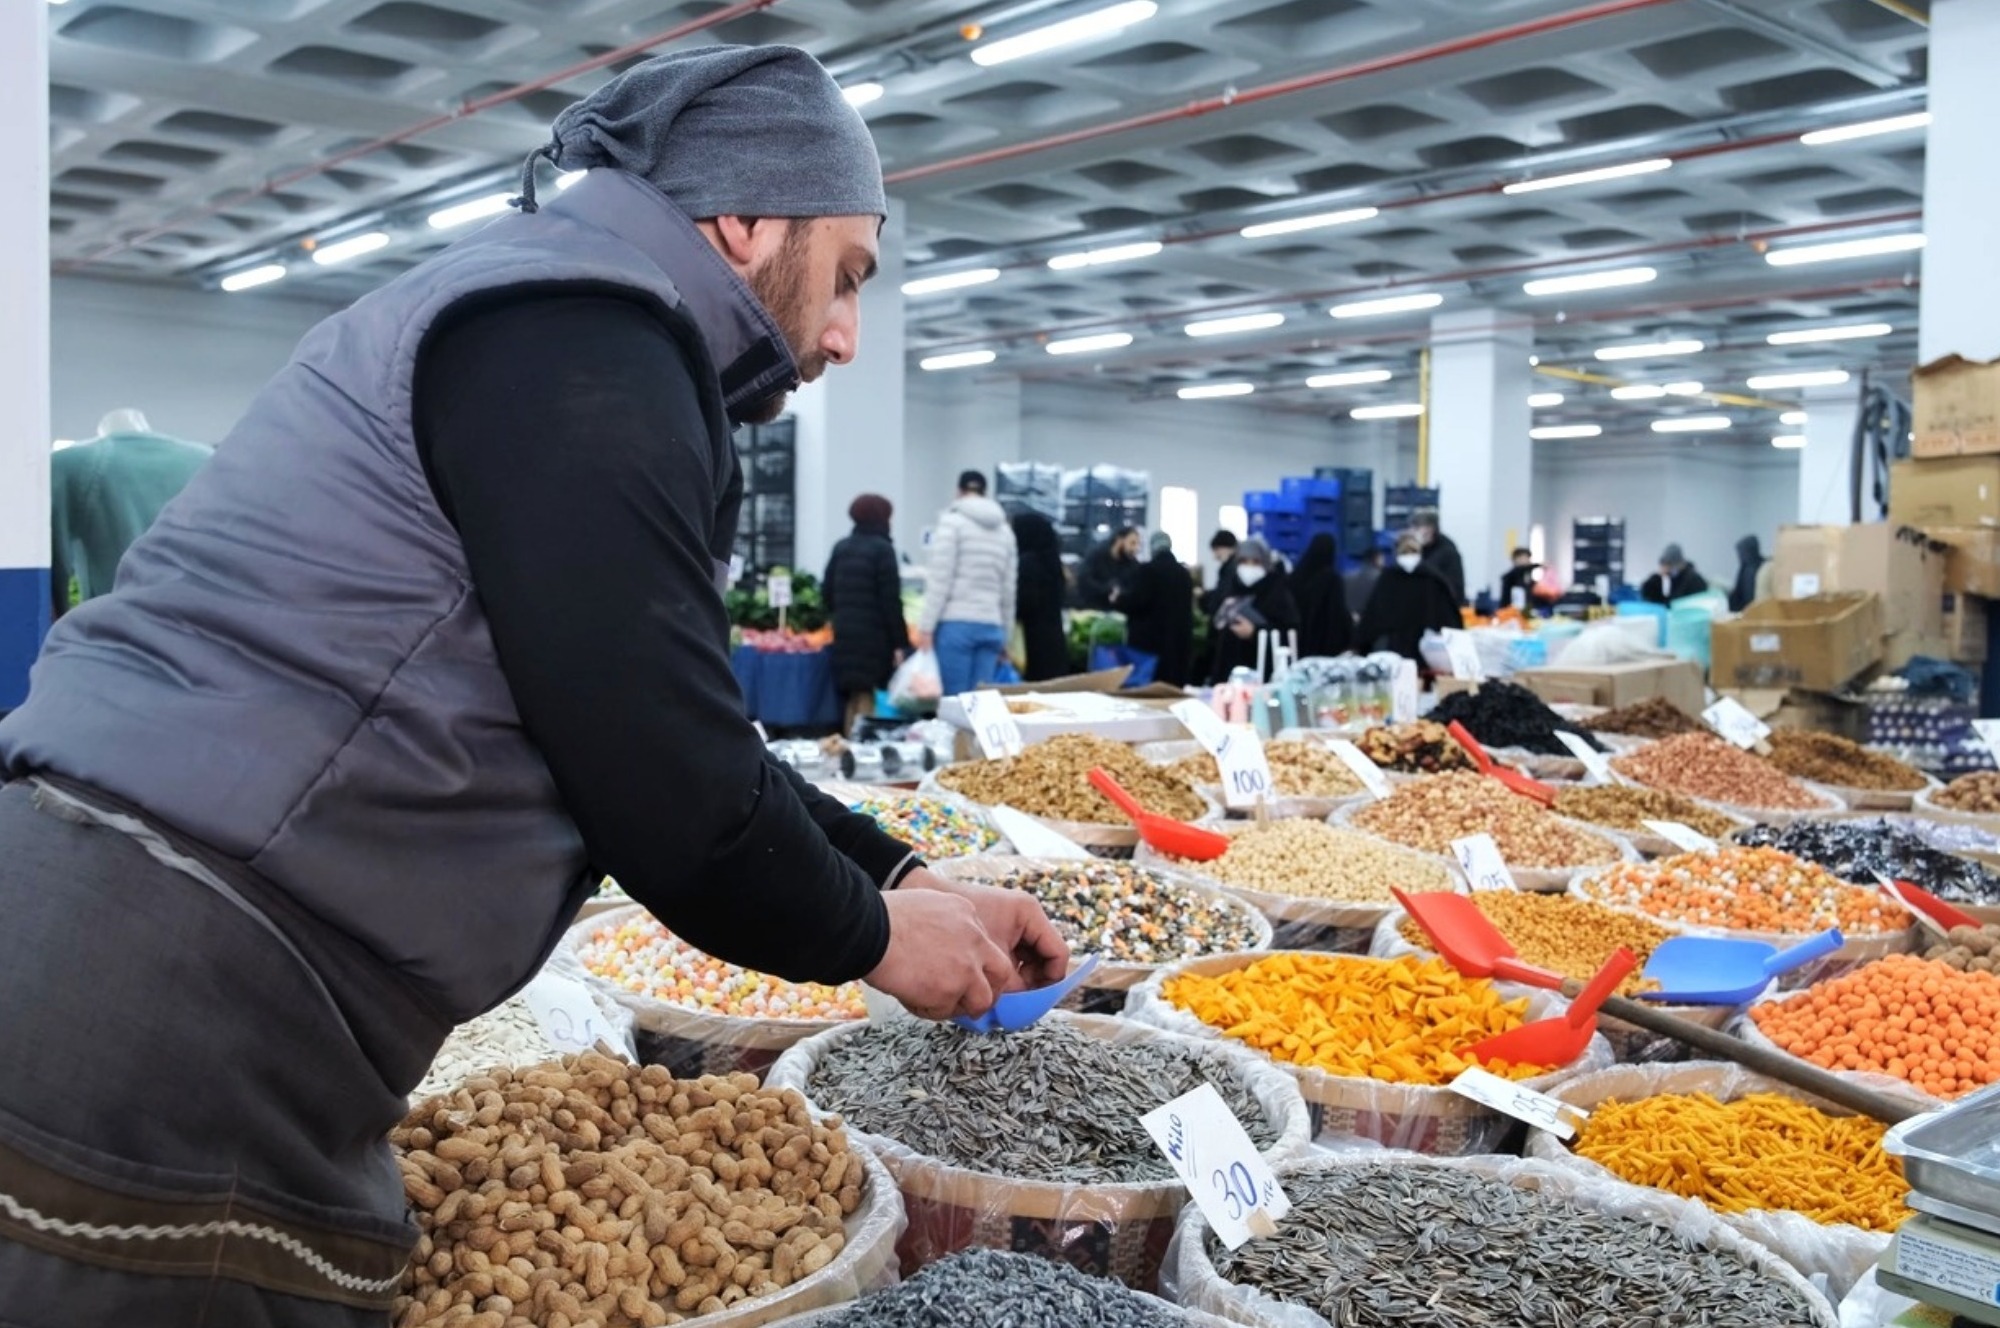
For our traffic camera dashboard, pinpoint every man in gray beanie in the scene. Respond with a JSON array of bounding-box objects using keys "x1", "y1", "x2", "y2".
[
  {"x1": 1641, "y1": 541, "x2": 1710, "y2": 604},
  {"x1": 0, "y1": 45, "x2": 1062, "y2": 1322}
]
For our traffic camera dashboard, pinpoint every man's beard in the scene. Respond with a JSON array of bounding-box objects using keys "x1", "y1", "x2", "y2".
[{"x1": 740, "y1": 222, "x2": 824, "y2": 425}]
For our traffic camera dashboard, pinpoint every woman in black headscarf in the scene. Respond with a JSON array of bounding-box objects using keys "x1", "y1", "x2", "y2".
[
  {"x1": 1291, "y1": 532, "x2": 1353, "y2": 658},
  {"x1": 1011, "y1": 511, "x2": 1069, "y2": 681},
  {"x1": 823, "y1": 493, "x2": 909, "y2": 732}
]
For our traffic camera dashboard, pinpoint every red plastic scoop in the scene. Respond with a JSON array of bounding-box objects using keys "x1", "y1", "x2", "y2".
[
  {"x1": 1088, "y1": 768, "x2": 1230, "y2": 863},
  {"x1": 1391, "y1": 887, "x2": 1564, "y2": 988},
  {"x1": 1463, "y1": 948, "x2": 1636, "y2": 1069},
  {"x1": 1446, "y1": 721, "x2": 1556, "y2": 806},
  {"x1": 1879, "y1": 877, "x2": 1978, "y2": 933}
]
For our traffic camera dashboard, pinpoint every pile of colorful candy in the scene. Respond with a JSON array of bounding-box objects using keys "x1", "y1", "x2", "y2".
[
  {"x1": 1579, "y1": 846, "x2": 1908, "y2": 936},
  {"x1": 847, "y1": 793, "x2": 998, "y2": 859},
  {"x1": 577, "y1": 915, "x2": 867, "y2": 1020}
]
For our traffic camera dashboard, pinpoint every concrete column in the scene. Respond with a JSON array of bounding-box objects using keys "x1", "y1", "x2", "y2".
[
  {"x1": 1796, "y1": 383, "x2": 1862, "y2": 525},
  {"x1": 1428, "y1": 307, "x2": 1533, "y2": 600},
  {"x1": 1921, "y1": 0, "x2": 2000, "y2": 363},
  {"x1": 789, "y1": 199, "x2": 907, "y2": 574},
  {"x1": 0, "y1": 0, "x2": 51, "y2": 709}
]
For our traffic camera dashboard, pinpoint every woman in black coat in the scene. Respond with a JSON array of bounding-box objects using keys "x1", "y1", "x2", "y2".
[
  {"x1": 1011, "y1": 511, "x2": 1070, "y2": 682},
  {"x1": 1356, "y1": 531, "x2": 1463, "y2": 663},
  {"x1": 1291, "y1": 532, "x2": 1353, "y2": 658},
  {"x1": 1114, "y1": 532, "x2": 1196, "y2": 686},
  {"x1": 822, "y1": 493, "x2": 909, "y2": 733},
  {"x1": 1210, "y1": 538, "x2": 1300, "y2": 681}
]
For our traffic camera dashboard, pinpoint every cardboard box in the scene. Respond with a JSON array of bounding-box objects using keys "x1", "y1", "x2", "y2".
[
  {"x1": 1514, "y1": 659, "x2": 1706, "y2": 717},
  {"x1": 1710, "y1": 592, "x2": 1885, "y2": 693},
  {"x1": 1771, "y1": 523, "x2": 1946, "y2": 638},
  {"x1": 1890, "y1": 457, "x2": 2000, "y2": 529},
  {"x1": 1944, "y1": 592, "x2": 1989, "y2": 664},
  {"x1": 1914, "y1": 355, "x2": 2000, "y2": 458},
  {"x1": 1722, "y1": 688, "x2": 1867, "y2": 742},
  {"x1": 1930, "y1": 527, "x2": 2000, "y2": 598}
]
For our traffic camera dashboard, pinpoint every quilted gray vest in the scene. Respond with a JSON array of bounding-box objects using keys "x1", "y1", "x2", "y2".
[{"x1": 0, "y1": 170, "x2": 797, "y2": 1022}]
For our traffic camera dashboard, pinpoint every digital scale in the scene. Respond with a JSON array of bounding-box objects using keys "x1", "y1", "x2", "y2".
[{"x1": 1878, "y1": 1084, "x2": 2000, "y2": 1325}]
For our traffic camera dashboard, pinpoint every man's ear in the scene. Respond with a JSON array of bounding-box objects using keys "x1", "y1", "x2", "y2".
[{"x1": 709, "y1": 216, "x2": 776, "y2": 267}]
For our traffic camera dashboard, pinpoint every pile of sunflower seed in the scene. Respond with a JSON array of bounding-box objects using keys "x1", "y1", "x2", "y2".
[
  {"x1": 1209, "y1": 1164, "x2": 1828, "y2": 1328},
  {"x1": 803, "y1": 1019, "x2": 1277, "y2": 1185},
  {"x1": 809, "y1": 1249, "x2": 1200, "y2": 1327}
]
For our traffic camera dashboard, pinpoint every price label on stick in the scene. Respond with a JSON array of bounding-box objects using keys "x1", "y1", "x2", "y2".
[
  {"x1": 960, "y1": 689, "x2": 1025, "y2": 759},
  {"x1": 1703, "y1": 696, "x2": 1771, "y2": 750},
  {"x1": 765, "y1": 573, "x2": 792, "y2": 610},
  {"x1": 1452, "y1": 833, "x2": 1518, "y2": 893},
  {"x1": 1441, "y1": 629, "x2": 1483, "y2": 682},
  {"x1": 1973, "y1": 720, "x2": 2000, "y2": 763},
  {"x1": 1326, "y1": 739, "x2": 1394, "y2": 801},
  {"x1": 1173, "y1": 700, "x2": 1275, "y2": 811},
  {"x1": 1390, "y1": 658, "x2": 1420, "y2": 724},
  {"x1": 522, "y1": 973, "x2": 628, "y2": 1058},
  {"x1": 1449, "y1": 1067, "x2": 1588, "y2": 1140},
  {"x1": 1141, "y1": 1082, "x2": 1290, "y2": 1251},
  {"x1": 1554, "y1": 730, "x2": 1620, "y2": 785},
  {"x1": 1642, "y1": 820, "x2": 1718, "y2": 853}
]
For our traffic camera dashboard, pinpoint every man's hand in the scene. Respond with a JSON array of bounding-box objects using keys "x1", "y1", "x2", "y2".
[
  {"x1": 865, "y1": 888, "x2": 1017, "y2": 1021},
  {"x1": 1229, "y1": 617, "x2": 1256, "y2": 639},
  {"x1": 902, "y1": 869, "x2": 1070, "y2": 990},
  {"x1": 912, "y1": 628, "x2": 933, "y2": 651}
]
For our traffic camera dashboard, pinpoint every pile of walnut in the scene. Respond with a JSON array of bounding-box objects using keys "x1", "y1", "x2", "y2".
[
  {"x1": 1925, "y1": 922, "x2": 2000, "y2": 975},
  {"x1": 392, "y1": 1054, "x2": 862, "y2": 1328}
]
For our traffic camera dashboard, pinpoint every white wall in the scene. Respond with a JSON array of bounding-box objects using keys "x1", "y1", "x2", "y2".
[{"x1": 51, "y1": 275, "x2": 343, "y2": 444}]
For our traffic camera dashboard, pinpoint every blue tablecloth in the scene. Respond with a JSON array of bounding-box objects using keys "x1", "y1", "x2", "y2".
[{"x1": 731, "y1": 645, "x2": 840, "y2": 730}]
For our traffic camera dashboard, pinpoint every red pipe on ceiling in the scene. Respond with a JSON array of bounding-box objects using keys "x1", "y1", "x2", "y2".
[
  {"x1": 59, "y1": 0, "x2": 789, "y2": 272},
  {"x1": 883, "y1": 0, "x2": 1690, "y2": 186}
]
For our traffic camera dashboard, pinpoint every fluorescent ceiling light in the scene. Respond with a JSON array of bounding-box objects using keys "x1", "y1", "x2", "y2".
[
  {"x1": 1330, "y1": 292, "x2": 1443, "y2": 319},
  {"x1": 1766, "y1": 233, "x2": 1925, "y2": 266},
  {"x1": 1766, "y1": 322, "x2": 1893, "y2": 346},
  {"x1": 902, "y1": 267, "x2": 1000, "y2": 296},
  {"x1": 1178, "y1": 383, "x2": 1255, "y2": 400},
  {"x1": 842, "y1": 82, "x2": 884, "y2": 107},
  {"x1": 1746, "y1": 369, "x2": 1851, "y2": 390},
  {"x1": 1523, "y1": 266, "x2": 1657, "y2": 297},
  {"x1": 1610, "y1": 381, "x2": 1703, "y2": 401},
  {"x1": 1240, "y1": 207, "x2": 1378, "y2": 240},
  {"x1": 1531, "y1": 425, "x2": 1602, "y2": 440},
  {"x1": 972, "y1": 1, "x2": 1158, "y2": 66},
  {"x1": 1046, "y1": 332, "x2": 1134, "y2": 355},
  {"x1": 1781, "y1": 410, "x2": 1808, "y2": 426},
  {"x1": 1594, "y1": 339, "x2": 1704, "y2": 361},
  {"x1": 1185, "y1": 312, "x2": 1285, "y2": 337},
  {"x1": 1651, "y1": 416, "x2": 1732, "y2": 433},
  {"x1": 1528, "y1": 392, "x2": 1564, "y2": 408},
  {"x1": 219, "y1": 263, "x2": 287, "y2": 292},
  {"x1": 51, "y1": 439, "x2": 77, "y2": 450},
  {"x1": 1502, "y1": 158, "x2": 1671, "y2": 195},
  {"x1": 1351, "y1": 403, "x2": 1424, "y2": 420},
  {"x1": 920, "y1": 350, "x2": 997, "y2": 371},
  {"x1": 311, "y1": 231, "x2": 390, "y2": 266},
  {"x1": 1308, "y1": 369, "x2": 1394, "y2": 389},
  {"x1": 1047, "y1": 240, "x2": 1162, "y2": 271},
  {"x1": 1772, "y1": 435, "x2": 1807, "y2": 449},
  {"x1": 1801, "y1": 111, "x2": 1931, "y2": 146},
  {"x1": 428, "y1": 192, "x2": 512, "y2": 230},
  {"x1": 556, "y1": 170, "x2": 585, "y2": 190}
]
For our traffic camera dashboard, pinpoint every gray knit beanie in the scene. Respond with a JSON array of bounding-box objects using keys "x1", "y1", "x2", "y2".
[{"x1": 519, "y1": 44, "x2": 886, "y2": 219}]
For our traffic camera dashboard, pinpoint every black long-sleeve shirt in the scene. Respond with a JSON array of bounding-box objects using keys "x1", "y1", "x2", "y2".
[{"x1": 413, "y1": 290, "x2": 911, "y2": 984}]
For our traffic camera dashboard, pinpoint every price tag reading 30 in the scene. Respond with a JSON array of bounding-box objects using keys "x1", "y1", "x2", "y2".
[
  {"x1": 1141, "y1": 1082, "x2": 1290, "y2": 1250},
  {"x1": 1173, "y1": 700, "x2": 1274, "y2": 811},
  {"x1": 961, "y1": 690, "x2": 1025, "y2": 759}
]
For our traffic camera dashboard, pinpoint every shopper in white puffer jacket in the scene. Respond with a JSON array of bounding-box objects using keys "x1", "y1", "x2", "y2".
[{"x1": 915, "y1": 470, "x2": 1020, "y2": 696}]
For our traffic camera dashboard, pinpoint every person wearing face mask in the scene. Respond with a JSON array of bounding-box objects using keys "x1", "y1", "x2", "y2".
[
  {"x1": 1357, "y1": 531, "x2": 1464, "y2": 662},
  {"x1": 1209, "y1": 538, "x2": 1300, "y2": 680}
]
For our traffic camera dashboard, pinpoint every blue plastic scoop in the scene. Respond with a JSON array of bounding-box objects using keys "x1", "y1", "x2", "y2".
[
  {"x1": 1638, "y1": 928, "x2": 1844, "y2": 1005},
  {"x1": 953, "y1": 954, "x2": 1101, "y2": 1034}
]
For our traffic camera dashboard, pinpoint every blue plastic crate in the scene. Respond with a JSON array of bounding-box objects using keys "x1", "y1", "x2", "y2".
[
  {"x1": 1280, "y1": 476, "x2": 1343, "y2": 501},
  {"x1": 1245, "y1": 490, "x2": 1306, "y2": 515}
]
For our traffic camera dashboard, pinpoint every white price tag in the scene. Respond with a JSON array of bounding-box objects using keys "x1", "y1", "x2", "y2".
[
  {"x1": 988, "y1": 805, "x2": 1092, "y2": 860},
  {"x1": 766, "y1": 573, "x2": 792, "y2": 609},
  {"x1": 1703, "y1": 696, "x2": 1772, "y2": 749},
  {"x1": 1789, "y1": 572, "x2": 1822, "y2": 598},
  {"x1": 1554, "y1": 730, "x2": 1619, "y2": 785},
  {"x1": 1451, "y1": 833, "x2": 1518, "y2": 893},
  {"x1": 1141, "y1": 1082, "x2": 1290, "y2": 1251},
  {"x1": 1326, "y1": 739, "x2": 1393, "y2": 801},
  {"x1": 1391, "y1": 658, "x2": 1420, "y2": 724},
  {"x1": 1973, "y1": 719, "x2": 2000, "y2": 763},
  {"x1": 961, "y1": 689, "x2": 1025, "y2": 759},
  {"x1": 1449, "y1": 1066, "x2": 1588, "y2": 1140},
  {"x1": 522, "y1": 974, "x2": 627, "y2": 1058},
  {"x1": 1173, "y1": 700, "x2": 1274, "y2": 811},
  {"x1": 1641, "y1": 820, "x2": 1718, "y2": 853},
  {"x1": 1441, "y1": 629, "x2": 1483, "y2": 682}
]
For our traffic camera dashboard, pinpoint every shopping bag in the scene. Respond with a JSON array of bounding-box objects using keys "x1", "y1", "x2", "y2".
[
  {"x1": 1089, "y1": 645, "x2": 1158, "y2": 686},
  {"x1": 887, "y1": 648, "x2": 942, "y2": 710}
]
